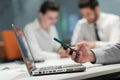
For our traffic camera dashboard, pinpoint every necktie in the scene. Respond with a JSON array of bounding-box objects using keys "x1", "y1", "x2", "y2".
[{"x1": 94, "y1": 23, "x2": 101, "y2": 41}]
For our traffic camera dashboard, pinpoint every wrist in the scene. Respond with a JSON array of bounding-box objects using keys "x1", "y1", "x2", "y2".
[{"x1": 89, "y1": 50, "x2": 96, "y2": 63}]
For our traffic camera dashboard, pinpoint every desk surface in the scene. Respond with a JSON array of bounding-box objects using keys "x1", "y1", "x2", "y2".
[
  {"x1": 0, "y1": 59, "x2": 120, "y2": 80},
  {"x1": 18, "y1": 64, "x2": 120, "y2": 80}
]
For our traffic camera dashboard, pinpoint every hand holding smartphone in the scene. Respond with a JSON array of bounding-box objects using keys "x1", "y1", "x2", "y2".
[{"x1": 54, "y1": 38, "x2": 79, "y2": 55}]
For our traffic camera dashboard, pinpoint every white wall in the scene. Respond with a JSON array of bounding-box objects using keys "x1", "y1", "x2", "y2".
[
  {"x1": 99, "y1": 0, "x2": 120, "y2": 16},
  {"x1": 12, "y1": 0, "x2": 44, "y2": 27}
]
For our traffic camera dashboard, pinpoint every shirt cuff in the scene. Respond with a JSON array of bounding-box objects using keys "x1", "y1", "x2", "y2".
[{"x1": 91, "y1": 49, "x2": 106, "y2": 64}]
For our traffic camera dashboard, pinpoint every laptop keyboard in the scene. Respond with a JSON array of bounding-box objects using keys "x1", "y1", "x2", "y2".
[{"x1": 39, "y1": 64, "x2": 82, "y2": 70}]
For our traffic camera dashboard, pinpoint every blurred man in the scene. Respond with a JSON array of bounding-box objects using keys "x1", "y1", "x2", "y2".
[
  {"x1": 24, "y1": 1, "x2": 62, "y2": 61},
  {"x1": 71, "y1": 0, "x2": 120, "y2": 49}
]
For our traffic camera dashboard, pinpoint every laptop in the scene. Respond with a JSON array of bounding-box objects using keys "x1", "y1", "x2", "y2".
[{"x1": 12, "y1": 24, "x2": 86, "y2": 76}]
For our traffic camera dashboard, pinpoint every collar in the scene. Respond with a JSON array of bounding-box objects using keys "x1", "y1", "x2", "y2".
[
  {"x1": 33, "y1": 19, "x2": 41, "y2": 29},
  {"x1": 34, "y1": 18, "x2": 52, "y2": 36},
  {"x1": 96, "y1": 12, "x2": 104, "y2": 25},
  {"x1": 88, "y1": 12, "x2": 105, "y2": 26}
]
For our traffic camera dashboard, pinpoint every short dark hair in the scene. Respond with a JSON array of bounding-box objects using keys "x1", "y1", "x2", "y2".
[
  {"x1": 39, "y1": 1, "x2": 60, "y2": 14},
  {"x1": 78, "y1": 0, "x2": 99, "y2": 10}
]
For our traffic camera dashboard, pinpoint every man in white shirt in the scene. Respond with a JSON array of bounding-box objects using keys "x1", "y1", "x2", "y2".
[
  {"x1": 71, "y1": 0, "x2": 120, "y2": 49},
  {"x1": 24, "y1": 1, "x2": 64, "y2": 61}
]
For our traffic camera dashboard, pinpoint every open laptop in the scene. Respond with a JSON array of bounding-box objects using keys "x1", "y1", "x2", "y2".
[{"x1": 12, "y1": 24, "x2": 86, "y2": 76}]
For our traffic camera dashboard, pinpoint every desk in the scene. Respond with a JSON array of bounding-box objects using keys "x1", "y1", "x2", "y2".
[
  {"x1": 0, "y1": 59, "x2": 120, "y2": 80},
  {"x1": 17, "y1": 64, "x2": 120, "y2": 80}
]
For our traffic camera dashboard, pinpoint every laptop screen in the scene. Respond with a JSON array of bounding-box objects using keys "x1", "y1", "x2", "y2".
[{"x1": 12, "y1": 25, "x2": 36, "y2": 75}]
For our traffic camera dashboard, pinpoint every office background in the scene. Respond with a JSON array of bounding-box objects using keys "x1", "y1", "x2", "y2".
[{"x1": 0, "y1": 0, "x2": 120, "y2": 41}]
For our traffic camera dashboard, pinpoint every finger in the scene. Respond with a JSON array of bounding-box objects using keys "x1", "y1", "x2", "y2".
[
  {"x1": 77, "y1": 43, "x2": 83, "y2": 47},
  {"x1": 77, "y1": 43, "x2": 88, "y2": 53},
  {"x1": 74, "y1": 53, "x2": 81, "y2": 63},
  {"x1": 76, "y1": 43, "x2": 84, "y2": 51},
  {"x1": 77, "y1": 42, "x2": 87, "y2": 47},
  {"x1": 74, "y1": 57, "x2": 79, "y2": 63},
  {"x1": 71, "y1": 52, "x2": 76, "y2": 60},
  {"x1": 66, "y1": 48, "x2": 70, "y2": 55},
  {"x1": 72, "y1": 52, "x2": 80, "y2": 63},
  {"x1": 59, "y1": 49, "x2": 64, "y2": 54},
  {"x1": 74, "y1": 47, "x2": 78, "y2": 51}
]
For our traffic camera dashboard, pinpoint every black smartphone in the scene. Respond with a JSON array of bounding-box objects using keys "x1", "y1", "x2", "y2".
[{"x1": 54, "y1": 38, "x2": 79, "y2": 55}]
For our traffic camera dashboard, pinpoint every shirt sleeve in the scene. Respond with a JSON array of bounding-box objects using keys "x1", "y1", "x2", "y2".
[
  {"x1": 96, "y1": 17, "x2": 120, "y2": 46},
  {"x1": 71, "y1": 21, "x2": 84, "y2": 46},
  {"x1": 51, "y1": 27, "x2": 61, "y2": 52},
  {"x1": 92, "y1": 43, "x2": 120, "y2": 64},
  {"x1": 24, "y1": 25, "x2": 60, "y2": 61}
]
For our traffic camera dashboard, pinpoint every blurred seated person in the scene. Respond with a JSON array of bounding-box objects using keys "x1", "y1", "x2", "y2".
[
  {"x1": 71, "y1": 0, "x2": 120, "y2": 49},
  {"x1": 24, "y1": 1, "x2": 66, "y2": 61}
]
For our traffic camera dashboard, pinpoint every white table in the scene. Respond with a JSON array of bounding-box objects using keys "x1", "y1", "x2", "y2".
[
  {"x1": 17, "y1": 64, "x2": 120, "y2": 80},
  {"x1": 0, "y1": 59, "x2": 120, "y2": 80}
]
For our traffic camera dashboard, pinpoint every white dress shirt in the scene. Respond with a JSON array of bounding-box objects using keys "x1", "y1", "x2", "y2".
[
  {"x1": 24, "y1": 19, "x2": 60, "y2": 61},
  {"x1": 71, "y1": 12, "x2": 120, "y2": 46}
]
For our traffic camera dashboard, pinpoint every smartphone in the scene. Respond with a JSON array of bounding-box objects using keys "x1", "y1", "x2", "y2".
[{"x1": 54, "y1": 38, "x2": 79, "y2": 55}]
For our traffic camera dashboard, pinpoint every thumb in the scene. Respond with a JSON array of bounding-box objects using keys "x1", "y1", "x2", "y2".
[
  {"x1": 76, "y1": 43, "x2": 86, "y2": 51},
  {"x1": 77, "y1": 43, "x2": 89, "y2": 55}
]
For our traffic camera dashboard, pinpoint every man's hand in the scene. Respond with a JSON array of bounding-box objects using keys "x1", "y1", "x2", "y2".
[
  {"x1": 58, "y1": 47, "x2": 70, "y2": 58},
  {"x1": 80, "y1": 41, "x2": 100, "y2": 49},
  {"x1": 71, "y1": 43, "x2": 96, "y2": 63}
]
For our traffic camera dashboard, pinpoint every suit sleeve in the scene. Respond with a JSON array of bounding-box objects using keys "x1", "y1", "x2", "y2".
[
  {"x1": 92, "y1": 43, "x2": 120, "y2": 64},
  {"x1": 51, "y1": 27, "x2": 61, "y2": 52}
]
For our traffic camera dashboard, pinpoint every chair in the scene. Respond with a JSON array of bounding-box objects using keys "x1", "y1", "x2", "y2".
[
  {"x1": 1, "y1": 30, "x2": 22, "y2": 60},
  {"x1": 0, "y1": 42, "x2": 6, "y2": 60}
]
